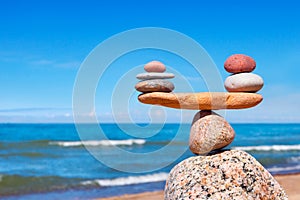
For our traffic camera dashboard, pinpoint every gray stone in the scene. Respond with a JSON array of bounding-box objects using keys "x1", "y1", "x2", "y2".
[
  {"x1": 189, "y1": 111, "x2": 235, "y2": 154},
  {"x1": 224, "y1": 73, "x2": 264, "y2": 92},
  {"x1": 135, "y1": 79, "x2": 174, "y2": 93},
  {"x1": 136, "y1": 72, "x2": 175, "y2": 80},
  {"x1": 165, "y1": 150, "x2": 288, "y2": 200}
]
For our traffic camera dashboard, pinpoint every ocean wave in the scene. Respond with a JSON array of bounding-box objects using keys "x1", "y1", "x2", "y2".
[
  {"x1": 232, "y1": 144, "x2": 300, "y2": 151},
  {"x1": 0, "y1": 152, "x2": 46, "y2": 158},
  {"x1": 81, "y1": 172, "x2": 168, "y2": 187},
  {"x1": 0, "y1": 174, "x2": 81, "y2": 196},
  {"x1": 268, "y1": 165, "x2": 300, "y2": 173},
  {"x1": 289, "y1": 156, "x2": 300, "y2": 162},
  {"x1": 49, "y1": 139, "x2": 146, "y2": 147},
  {"x1": 0, "y1": 140, "x2": 51, "y2": 149}
]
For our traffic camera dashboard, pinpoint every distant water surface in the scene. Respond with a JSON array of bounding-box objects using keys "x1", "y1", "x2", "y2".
[{"x1": 0, "y1": 123, "x2": 299, "y2": 199}]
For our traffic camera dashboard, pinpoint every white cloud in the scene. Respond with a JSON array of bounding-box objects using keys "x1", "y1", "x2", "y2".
[
  {"x1": 184, "y1": 76, "x2": 203, "y2": 82},
  {"x1": 54, "y1": 61, "x2": 81, "y2": 69},
  {"x1": 0, "y1": 108, "x2": 74, "y2": 123},
  {"x1": 30, "y1": 59, "x2": 81, "y2": 69},
  {"x1": 0, "y1": 51, "x2": 81, "y2": 69},
  {"x1": 226, "y1": 92, "x2": 300, "y2": 123},
  {"x1": 1, "y1": 91, "x2": 299, "y2": 123},
  {"x1": 30, "y1": 59, "x2": 54, "y2": 65},
  {"x1": 64, "y1": 113, "x2": 71, "y2": 117}
]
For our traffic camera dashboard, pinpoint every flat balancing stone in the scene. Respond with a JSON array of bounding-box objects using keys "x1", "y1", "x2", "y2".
[
  {"x1": 136, "y1": 72, "x2": 175, "y2": 80},
  {"x1": 135, "y1": 79, "x2": 175, "y2": 93},
  {"x1": 138, "y1": 92, "x2": 263, "y2": 110}
]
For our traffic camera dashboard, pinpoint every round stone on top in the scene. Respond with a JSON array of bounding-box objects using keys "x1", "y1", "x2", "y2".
[
  {"x1": 144, "y1": 61, "x2": 166, "y2": 73},
  {"x1": 224, "y1": 54, "x2": 256, "y2": 73}
]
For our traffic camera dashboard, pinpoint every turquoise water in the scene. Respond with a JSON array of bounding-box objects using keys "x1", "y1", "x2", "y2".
[{"x1": 0, "y1": 123, "x2": 299, "y2": 199}]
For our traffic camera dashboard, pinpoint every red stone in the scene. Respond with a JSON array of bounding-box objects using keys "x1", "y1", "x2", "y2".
[{"x1": 224, "y1": 54, "x2": 256, "y2": 73}]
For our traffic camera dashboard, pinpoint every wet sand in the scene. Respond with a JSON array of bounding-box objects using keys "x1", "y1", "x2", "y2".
[{"x1": 98, "y1": 173, "x2": 300, "y2": 200}]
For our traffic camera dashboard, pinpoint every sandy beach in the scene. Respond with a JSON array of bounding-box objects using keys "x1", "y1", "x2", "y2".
[{"x1": 98, "y1": 173, "x2": 300, "y2": 200}]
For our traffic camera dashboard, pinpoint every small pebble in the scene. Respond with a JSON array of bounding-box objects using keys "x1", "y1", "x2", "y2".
[{"x1": 144, "y1": 61, "x2": 166, "y2": 73}]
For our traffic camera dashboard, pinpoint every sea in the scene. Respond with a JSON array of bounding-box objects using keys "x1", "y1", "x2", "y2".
[{"x1": 0, "y1": 123, "x2": 299, "y2": 199}]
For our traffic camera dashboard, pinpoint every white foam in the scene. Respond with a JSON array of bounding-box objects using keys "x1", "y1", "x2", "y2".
[
  {"x1": 81, "y1": 172, "x2": 168, "y2": 187},
  {"x1": 289, "y1": 156, "x2": 300, "y2": 162},
  {"x1": 49, "y1": 139, "x2": 146, "y2": 147},
  {"x1": 268, "y1": 165, "x2": 300, "y2": 173},
  {"x1": 232, "y1": 144, "x2": 300, "y2": 151}
]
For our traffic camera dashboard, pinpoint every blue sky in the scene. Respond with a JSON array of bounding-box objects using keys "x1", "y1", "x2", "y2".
[{"x1": 0, "y1": 0, "x2": 299, "y2": 123}]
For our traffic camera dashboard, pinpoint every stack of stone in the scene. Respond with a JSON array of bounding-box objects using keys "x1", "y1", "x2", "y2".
[
  {"x1": 135, "y1": 56, "x2": 287, "y2": 199},
  {"x1": 135, "y1": 61, "x2": 175, "y2": 93},
  {"x1": 189, "y1": 54, "x2": 264, "y2": 155},
  {"x1": 164, "y1": 55, "x2": 287, "y2": 199},
  {"x1": 224, "y1": 54, "x2": 264, "y2": 93}
]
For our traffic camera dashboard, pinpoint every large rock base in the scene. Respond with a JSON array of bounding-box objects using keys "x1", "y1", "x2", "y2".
[{"x1": 165, "y1": 150, "x2": 287, "y2": 200}]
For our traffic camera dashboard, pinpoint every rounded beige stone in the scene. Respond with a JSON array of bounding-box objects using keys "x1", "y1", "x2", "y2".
[
  {"x1": 189, "y1": 111, "x2": 235, "y2": 154},
  {"x1": 224, "y1": 73, "x2": 264, "y2": 92}
]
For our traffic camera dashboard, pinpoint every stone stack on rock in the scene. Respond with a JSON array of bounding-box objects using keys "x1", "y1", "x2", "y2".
[
  {"x1": 135, "y1": 55, "x2": 287, "y2": 199},
  {"x1": 135, "y1": 61, "x2": 175, "y2": 93},
  {"x1": 188, "y1": 54, "x2": 264, "y2": 155},
  {"x1": 224, "y1": 54, "x2": 264, "y2": 93}
]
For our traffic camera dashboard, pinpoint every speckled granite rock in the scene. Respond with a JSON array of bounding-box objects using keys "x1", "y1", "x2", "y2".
[
  {"x1": 189, "y1": 111, "x2": 235, "y2": 154},
  {"x1": 165, "y1": 150, "x2": 288, "y2": 200}
]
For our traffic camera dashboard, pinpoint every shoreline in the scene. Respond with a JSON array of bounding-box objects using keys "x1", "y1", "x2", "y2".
[{"x1": 97, "y1": 173, "x2": 300, "y2": 200}]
